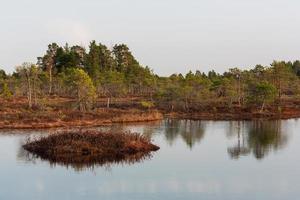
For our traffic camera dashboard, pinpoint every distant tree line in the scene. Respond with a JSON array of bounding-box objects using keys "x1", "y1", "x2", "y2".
[{"x1": 1, "y1": 41, "x2": 300, "y2": 112}]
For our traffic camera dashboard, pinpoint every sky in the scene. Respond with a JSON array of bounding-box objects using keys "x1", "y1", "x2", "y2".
[{"x1": 1, "y1": 0, "x2": 300, "y2": 76}]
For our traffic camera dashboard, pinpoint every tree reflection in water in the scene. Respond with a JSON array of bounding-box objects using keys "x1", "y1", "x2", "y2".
[
  {"x1": 227, "y1": 121, "x2": 250, "y2": 159},
  {"x1": 164, "y1": 119, "x2": 206, "y2": 148},
  {"x1": 227, "y1": 120, "x2": 288, "y2": 160},
  {"x1": 15, "y1": 119, "x2": 288, "y2": 170}
]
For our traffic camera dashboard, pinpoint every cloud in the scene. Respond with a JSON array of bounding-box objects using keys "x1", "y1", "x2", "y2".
[{"x1": 45, "y1": 19, "x2": 93, "y2": 46}]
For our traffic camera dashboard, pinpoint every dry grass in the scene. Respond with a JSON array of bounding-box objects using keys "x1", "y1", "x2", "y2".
[{"x1": 0, "y1": 97, "x2": 163, "y2": 129}]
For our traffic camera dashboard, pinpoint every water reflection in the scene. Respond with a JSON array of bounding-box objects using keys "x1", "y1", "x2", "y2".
[
  {"x1": 1, "y1": 119, "x2": 298, "y2": 200},
  {"x1": 19, "y1": 144, "x2": 153, "y2": 172},
  {"x1": 139, "y1": 119, "x2": 289, "y2": 160},
  {"x1": 227, "y1": 120, "x2": 288, "y2": 159},
  {"x1": 104, "y1": 119, "x2": 289, "y2": 160},
  {"x1": 163, "y1": 119, "x2": 206, "y2": 148},
  {"x1": 227, "y1": 121, "x2": 250, "y2": 159},
  {"x1": 14, "y1": 119, "x2": 290, "y2": 171}
]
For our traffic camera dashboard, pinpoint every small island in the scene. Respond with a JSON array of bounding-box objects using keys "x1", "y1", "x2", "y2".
[{"x1": 23, "y1": 130, "x2": 160, "y2": 167}]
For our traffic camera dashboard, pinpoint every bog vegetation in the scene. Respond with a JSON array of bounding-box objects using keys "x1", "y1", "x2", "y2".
[
  {"x1": 1, "y1": 41, "x2": 300, "y2": 115},
  {"x1": 23, "y1": 130, "x2": 159, "y2": 169}
]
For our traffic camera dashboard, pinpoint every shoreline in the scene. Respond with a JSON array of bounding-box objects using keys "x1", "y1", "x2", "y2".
[
  {"x1": 2, "y1": 97, "x2": 300, "y2": 130},
  {"x1": 2, "y1": 110, "x2": 300, "y2": 130},
  {"x1": 0, "y1": 110, "x2": 164, "y2": 129}
]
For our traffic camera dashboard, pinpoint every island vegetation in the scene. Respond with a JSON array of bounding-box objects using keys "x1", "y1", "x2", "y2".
[
  {"x1": 1, "y1": 41, "x2": 300, "y2": 128},
  {"x1": 23, "y1": 130, "x2": 159, "y2": 169}
]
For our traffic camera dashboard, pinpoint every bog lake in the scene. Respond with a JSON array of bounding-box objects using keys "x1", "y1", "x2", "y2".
[{"x1": 0, "y1": 119, "x2": 299, "y2": 200}]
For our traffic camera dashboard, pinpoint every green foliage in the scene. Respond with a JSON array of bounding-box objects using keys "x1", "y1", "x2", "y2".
[
  {"x1": 1, "y1": 82, "x2": 12, "y2": 99},
  {"x1": 247, "y1": 82, "x2": 277, "y2": 109},
  {"x1": 292, "y1": 60, "x2": 300, "y2": 76},
  {"x1": 16, "y1": 63, "x2": 42, "y2": 108},
  {"x1": 0, "y1": 69, "x2": 7, "y2": 79},
  {"x1": 140, "y1": 101, "x2": 155, "y2": 110},
  {"x1": 155, "y1": 72, "x2": 213, "y2": 111},
  {"x1": 7, "y1": 40, "x2": 300, "y2": 112},
  {"x1": 37, "y1": 41, "x2": 156, "y2": 97},
  {"x1": 38, "y1": 43, "x2": 86, "y2": 74},
  {"x1": 65, "y1": 68, "x2": 97, "y2": 111},
  {"x1": 113, "y1": 44, "x2": 139, "y2": 72},
  {"x1": 99, "y1": 70, "x2": 127, "y2": 97},
  {"x1": 85, "y1": 41, "x2": 102, "y2": 81},
  {"x1": 271, "y1": 61, "x2": 296, "y2": 99}
]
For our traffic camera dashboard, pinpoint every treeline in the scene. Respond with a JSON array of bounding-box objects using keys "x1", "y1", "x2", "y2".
[
  {"x1": 1, "y1": 41, "x2": 300, "y2": 112},
  {"x1": 156, "y1": 61, "x2": 300, "y2": 112}
]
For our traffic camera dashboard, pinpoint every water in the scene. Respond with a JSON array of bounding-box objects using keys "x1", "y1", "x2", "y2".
[{"x1": 0, "y1": 119, "x2": 300, "y2": 200}]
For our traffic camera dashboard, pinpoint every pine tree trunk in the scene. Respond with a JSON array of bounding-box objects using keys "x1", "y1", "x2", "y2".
[
  {"x1": 260, "y1": 101, "x2": 265, "y2": 113},
  {"x1": 107, "y1": 97, "x2": 110, "y2": 108},
  {"x1": 49, "y1": 68, "x2": 52, "y2": 95},
  {"x1": 27, "y1": 75, "x2": 32, "y2": 108},
  {"x1": 33, "y1": 76, "x2": 37, "y2": 106},
  {"x1": 185, "y1": 97, "x2": 189, "y2": 111},
  {"x1": 238, "y1": 76, "x2": 241, "y2": 106}
]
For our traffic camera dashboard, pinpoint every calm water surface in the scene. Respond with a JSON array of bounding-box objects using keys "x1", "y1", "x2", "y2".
[{"x1": 0, "y1": 119, "x2": 300, "y2": 200}]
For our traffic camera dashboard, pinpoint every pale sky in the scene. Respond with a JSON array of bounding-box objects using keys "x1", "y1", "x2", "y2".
[{"x1": 1, "y1": 0, "x2": 300, "y2": 76}]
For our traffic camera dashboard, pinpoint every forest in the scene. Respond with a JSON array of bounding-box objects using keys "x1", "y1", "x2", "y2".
[{"x1": 1, "y1": 41, "x2": 300, "y2": 128}]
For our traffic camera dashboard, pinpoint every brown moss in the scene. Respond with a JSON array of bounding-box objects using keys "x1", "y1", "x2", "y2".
[
  {"x1": 23, "y1": 130, "x2": 159, "y2": 167},
  {"x1": 0, "y1": 97, "x2": 163, "y2": 129}
]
